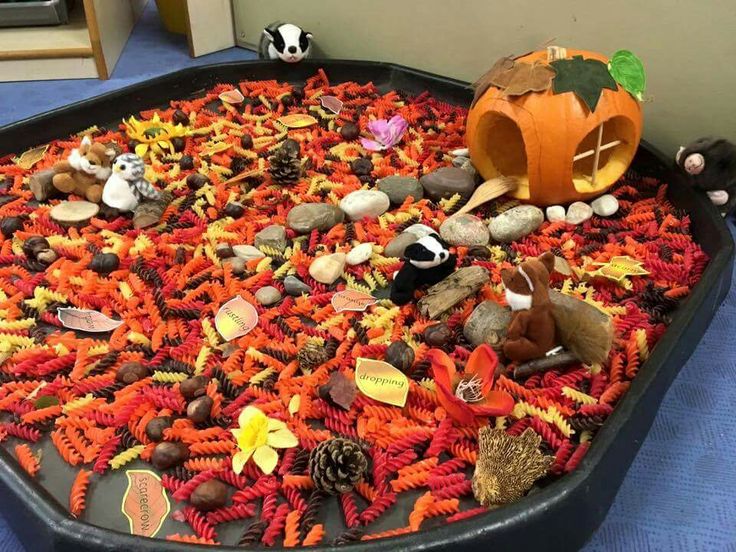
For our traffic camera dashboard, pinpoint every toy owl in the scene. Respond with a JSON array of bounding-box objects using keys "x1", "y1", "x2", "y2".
[{"x1": 102, "y1": 154, "x2": 161, "y2": 212}]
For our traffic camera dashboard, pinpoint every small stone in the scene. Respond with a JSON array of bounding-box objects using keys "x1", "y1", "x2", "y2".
[
  {"x1": 377, "y1": 176, "x2": 423, "y2": 205},
  {"x1": 463, "y1": 301, "x2": 512, "y2": 348},
  {"x1": 452, "y1": 155, "x2": 470, "y2": 168},
  {"x1": 115, "y1": 362, "x2": 148, "y2": 384},
  {"x1": 424, "y1": 323, "x2": 453, "y2": 347},
  {"x1": 226, "y1": 257, "x2": 246, "y2": 275},
  {"x1": 190, "y1": 480, "x2": 229, "y2": 512},
  {"x1": 151, "y1": 442, "x2": 189, "y2": 470},
  {"x1": 172, "y1": 109, "x2": 189, "y2": 125},
  {"x1": 284, "y1": 275, "x2": 312, "y2": 296},
  {"x1": 287, "y1": 203, "x2": 344, "y2": 233},
  {"x1": 591, "y1": 194, "x2": 619, "y2": 217},
  {"x1": 384, "y1": 232, "x2": 418, "y2": 258},
  {"x1": 385, "y1": 341, "x2": 415, "y2": 373},
  {"x1": 566, "y1": 201, "x2": 594, "y2": 225},
  {"x1": 36, "y1": 249, "x2": 58, "y2": 265},
  {"x1": 460, "y1": 159, "x2": 479, "y2": 180},
  {"x1": 451, "y1": 148, "x2": 469, "y2": 157},
  {"x1": 255, "y1": 286, "x2": 282, "y2": 306},
  {"x1": 255, "y1": 225, "x2": 287, "y2": 252},
  {"x1": 546, "y1": 205, "x2": 566, "y2": 222},
  {"x1": 186, "y1": 173, "x2": 209, "y2": 189},
  {"x1": 187, "y1": 395, "x2": 214, "y2": 423},
  {"x1": 216, "y1": 244, "x2": 234, "y2": 259},
  {"x1": 350, "y1": 157, "x2": 373, "y2": 176},
  {"x1": 346, "y1": 243, "x2": 374, "y2": 266},
  {"x1": 467, "y1": 245, "x2": 491, "y2": 259},
  {"x1": 223, "y1": 202, "x2": 245, "y2": 218},
  {"x1": 232, "y1": 245, "x2": 265, "y2": 261},
  {"x1": 403, "y1": 224, "x2": 437, "y2": 239},
  {"x1": 339, "y1": 190, "x2": 390, "y2": 221},
  {"x1": 439, "y1": 214, "x2": 490, "y2": 246},
  {"x1": 489, "y1": 205, "x2": 544, "y2": 243},
  {"x1": 309, "y1": 253, "x2": 347, "y2": 285},
  {"x1": 1, "y1": 217, "x2": 24, "y2": 238},
  {"x1": 240, "y1": 134, "x2": 254, "y2": 149},
  {"x1": 179, "y1": 155, "x2": 194, "y2": 170},
  {"x1": 420, "y1": 167, "x2": 476, "y2": 201},
  {"x1": 145, "y1": 416, "x2": 173, "y2": 442},
  {"x1": 340, "y1": 122, "x2": 360, "y2": 141},
  {"x1": 180, "y1": 375, "x2": 209, "y2": 400}
]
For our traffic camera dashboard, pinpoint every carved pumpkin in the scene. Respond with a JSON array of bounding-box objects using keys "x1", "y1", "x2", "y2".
[{"x1": 467, "y1": 48, "x2": 643, "y2": 206}]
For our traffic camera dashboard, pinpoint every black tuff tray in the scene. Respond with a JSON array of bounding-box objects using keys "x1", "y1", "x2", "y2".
[{"x1": 0, "y1": 60, "x2": 733, "y2": 552}]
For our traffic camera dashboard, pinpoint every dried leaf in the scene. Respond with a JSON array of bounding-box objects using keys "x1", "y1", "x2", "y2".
[
  {"x1": 320, "y1": 95, "x2": 343, "y2": 114},
  {"x1": 550, "y1": 55, "x2": 618, "y2": 112},
  {"x1": 219, "y1": 89, "x2": 245, "y2": 104},
  {"x1": 319, "y1": 372, "x2": 357, "y2": 411},
  {"x1": 13, "y1": 145, "x2": 48, "y2": 170},
  {"x1": 331, "y1": 289, "x2": 377, "y2": 313},
  {"x1": 57, "y1": 308, "x2": 123, "y2": 333},
  {"x1": 288, "y1": 395, "x2": 301, "y2": 416},
  {"x1": 591, "y1": 255, "x2": 649, "y2": 283},
  {"x1": 472, "y1": 57, "x2": 555, "y2": 106},
  {"x1": 278, "y1": 114, "x2": 318, "y2": 129}
]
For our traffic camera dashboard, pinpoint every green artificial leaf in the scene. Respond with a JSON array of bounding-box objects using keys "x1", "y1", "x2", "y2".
[
  {"x1": 550, "y1": 55, "x2": 618, "y2": 112},
  {"x1": 608, "y1": 50, "x2": 646, "y2": 101},
  {"x1": 34, "y1": 395, "x2": 59, "y2": 409}
]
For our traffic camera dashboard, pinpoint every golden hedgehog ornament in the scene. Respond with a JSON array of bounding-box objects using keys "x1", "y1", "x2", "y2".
[{"x1": 472, "y1": 427, "x2": 554, "y2": 507}]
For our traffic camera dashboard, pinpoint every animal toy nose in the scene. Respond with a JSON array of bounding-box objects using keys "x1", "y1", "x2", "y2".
[{"x1": 288, "y1": 46, "x2": 297, "y2": 54}]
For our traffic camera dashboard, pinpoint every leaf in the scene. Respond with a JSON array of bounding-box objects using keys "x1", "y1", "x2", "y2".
[
  {"x1": 34, "y1": 396, "x2": 59, "y2": 409},
  {"x1": 278, "y1": 114, "x2": 318, "y2": 129},
  {"x1": 551, "y1": 55, "x2": 618, "y2": 112},
  {"x1": 319, "y1": 371, "x2": 357, "y2": 410},
  {"x1": 331, "y1": 289, "x2": 377, "y2": 312},
  {"x1": 320, "y1": 95, "x2": 343, "y2": 114},
  {"x1": 608, "y1": 50, "x2": 646, "y2": 101},
  {"x1": 122, "y1": 470, "x2": 170, "y2": 537},
  {"x1": 591, "y1": 255, "x2": 649, "y2": 283},
  {"x1": 57, "y1": 308, "x2": 123, "y2": 333},
  {"x1": 472, "y1": 56, "x2": 514, "y2": 108},
  {"x1": 13, "y1": 145, "x2": 48, "y2": 170},
  {"x1": 354, "y1": 358, "x2": 409, "y2": 408},
  {"x1": 471, "y1": 57, "x2": 555, "y2": 106},
  {"x1": 215, "y1": 296, "x2": 259, "y2": 341},
  {"x1": 219, "y1": 89, "x2": 245, "y2": 104}
]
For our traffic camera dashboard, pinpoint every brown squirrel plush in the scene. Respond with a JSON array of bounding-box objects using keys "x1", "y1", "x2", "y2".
[
  {"x1": 51, "y1": 136, "x2": 116, "y2": 203},
  {"x1": 500, "y1": 252, "x2": 557, "y2": 362}
]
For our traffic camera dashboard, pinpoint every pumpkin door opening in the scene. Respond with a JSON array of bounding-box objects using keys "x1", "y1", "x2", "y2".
[
  {"x1": 572, "y1": 116, "x2": 637, "y2": 194},
  {"x1": 477, "y1": 113, "x2": 530, "y2": 198}
]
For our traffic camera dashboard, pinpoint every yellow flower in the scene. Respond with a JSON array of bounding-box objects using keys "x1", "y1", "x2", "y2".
[
  {"x1": 231, "y1": 406, "x2": 298, "y2": 475},
  {"x1": 123, "y1": 113, "x2": 188, "y2": 158}
]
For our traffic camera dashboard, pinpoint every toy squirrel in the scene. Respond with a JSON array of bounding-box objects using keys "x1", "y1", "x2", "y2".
[
  {"x1": 500, "y1": 252, "x2": 557, "y2": 363},
  {"x1": 390, "y1": 233, "x2": 456, "y2": 306},
  {"x1": 51, "y1": 136, "x2": 117, "y2": 203},
  {"x1": 676, "y1": 137, "x2": 736, "y2": 216}
]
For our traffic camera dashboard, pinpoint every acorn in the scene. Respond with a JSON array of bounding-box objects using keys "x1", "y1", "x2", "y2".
[
  {"x1": 171, "y1": 137, "x2": 185, "y2": 152},
  {"x1": 172, "y1": 109, "x2": 189, "y2": 126},
  {"x1": 187, "y1": 396, "x2": 214, "y2": 423},
  {"x1": 223, "y1": 202, "x2": 245, "y2": 218},
  {"x1": 89, "y1": 252, "x2": 120, "y2": 275},
  {"x1": 145, "y1": 416, "x2": 173, "y2": 442},
  {"x1": 180, "y1": 375, "x2": 209, "y2": 400},
  {"x1": 115, "y1": 362, "x2": 149, "y2": 384},
  {"x1": 179, "y1": 155, "x2": 194, "y2": 170},
  {"x1": 240, "y1": 134, "x2": 254, "y2": 149},
  {"x1": 190, "y1": 480, "x2": 228, "y2": 511},
  {"x1": 1, "y1": 217, "x2": 24, "y2": 238},
  {"x1": 186, "y1": 173, "x2": 209, "y2": 189},
  {"x1": 151, "y1": 441, "x2": 189, "y2": 470},
  {"x1": 22, "y1": 236, "x2": 50, "y2": 258},
  {"x1": 340, "y1": 122, "x2": 360, "y2": 141}
]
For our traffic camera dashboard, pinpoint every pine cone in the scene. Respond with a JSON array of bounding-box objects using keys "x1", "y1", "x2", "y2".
[
  {"x1": 269, "y1": 139, "x2": 302, "y2": 184},
  {"x1": 309, "y1": 438, "x2": 368, "y2": 495},
  {"x1": 298, "y1": 343, "x2": 329, "y2": 373}
]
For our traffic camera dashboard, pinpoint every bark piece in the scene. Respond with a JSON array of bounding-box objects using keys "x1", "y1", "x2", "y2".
[
  {"x1": 513, "y1": 351, "x2": 580, "y2": 379},
  {"x1": 417, "y1": 266, "x2": 489, "y2": 319},
  {"x1": 28, "y1": 169, "x2": 60, "y2": 201},
  {"x1": 133, "y1": 191, "x2": 173, "y2": 229}
]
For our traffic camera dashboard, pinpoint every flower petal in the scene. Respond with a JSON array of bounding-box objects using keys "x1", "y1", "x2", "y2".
[
  {"x1": 472, "y1": 389, "x2": 515, "y2": 417},
  {"x1": 253, "y1": 445, "x2": 279, "y2": 474},
  {"x1": 367, "y1": 119, "x2": 390, "y2": 138},
  {"x1": 134, "y1": 143, "x2": 149, "y2": 157},
  {"x1": 427, "y1": 349, "x2": 457, "y2": 383},
  {"x1": 267, "y1": 418, "x2": 288, "y2": 432},
  {"x1": 267, "y1": 428, "x2": 298, "y2": 449},
  {"x1": 231, "y1": 449, "x2": 252, "y2": 475},
  {"x1": 360, "y1": 138, "x2": 385, "y2": 151},
  {"x1": 465, "y1": 344, "x2": 499, "y2": 395},
  {"x1": 238, "y1": 405, "x2": 263, "y2": 428}
]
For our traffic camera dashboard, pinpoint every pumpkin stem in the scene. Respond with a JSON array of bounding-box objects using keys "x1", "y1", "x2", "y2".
[{"x1": 546, "y1": 46, "x2": 567, "y2": 61}]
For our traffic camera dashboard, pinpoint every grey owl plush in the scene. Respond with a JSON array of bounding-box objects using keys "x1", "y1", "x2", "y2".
[{"x1": 102, "y1": 153, "x2": 161, "y2": 212}]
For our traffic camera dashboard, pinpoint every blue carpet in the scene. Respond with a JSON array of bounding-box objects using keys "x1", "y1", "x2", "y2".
[{"x1": 1, "y1": 3, "x2": 735, "y2": 551}]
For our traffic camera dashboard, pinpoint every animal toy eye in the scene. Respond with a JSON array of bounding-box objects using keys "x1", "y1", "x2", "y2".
[
  {"x1": 119, "y1": 164, "x2": 126, "y2": 170},
  {"x1": 440, "y1": 252, "x2": 447, "y2": 260},
  {"x1": 88, "y1": 160, "x2": 96, "y2": 166}
]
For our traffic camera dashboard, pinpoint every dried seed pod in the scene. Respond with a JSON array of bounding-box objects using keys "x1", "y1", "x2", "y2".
[
  {"x1": 190, "y1": 479, "x2": 228, "y2": 511},
  {"x1": 187, "y1": 396, "x2": 214, "y2": 423},
  {"x1": 115, "y1": 362, "x2": 149, "y2": 384},
  {"x1": 145, "y1": 416, "x2": 173, "y2": 442},
  {"x1": 22, "y1": 236, "x2": 50, "y2": 258},
  {"x1": 89, "y1": 252, "x2": 120, "y2": 275},
  {"x1": 1, "y1": 217, "x2": 24, "y2": 238},
  {"x1": 151, "y1": 442, "x2": 189, "y2": 470}
]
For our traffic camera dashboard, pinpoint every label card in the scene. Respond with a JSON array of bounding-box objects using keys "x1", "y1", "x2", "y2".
[
  {"x1": 320, "y1": 95, "x2": 344, "y2": 114},
  {"x1": 215, "y1": 296, "x2": 258, "y2": 341},
  {"x1": 355, "y1": 357, "x2": 409, "y2": 407},
  {"x1": 331, "y1": 289, "x2": 377, "y2": 313},
  {"x1": 218, "y1": 89, "x2": 245, "y2": 104},
  {"x1": 591, "y1": 255, "x2": 649, "y2": 283},
  {"x1": 57, "y1": 308, "x2": 123, "y2": 333},
  {"x1": 278, "y1": 114, "x2": 318, "y2": 129},
  {"x1": 122, "y1": 470, "x2": 169, "y2": 538}
]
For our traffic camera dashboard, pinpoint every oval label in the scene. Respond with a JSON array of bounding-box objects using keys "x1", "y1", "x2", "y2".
[
  {"x1": 121, "y1": 470, "x2": 169, "y2": 538},
  {"x1": 215, "y1": 296, "x2": 259, "y2": 341},
  {"x1": 355, "y1": 357, "x2": 409, "y2": 407}
]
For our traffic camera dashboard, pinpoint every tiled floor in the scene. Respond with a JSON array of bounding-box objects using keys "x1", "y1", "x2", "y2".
[{"x1": 1, "y1": 2, "x2": 735, "y2": 551}]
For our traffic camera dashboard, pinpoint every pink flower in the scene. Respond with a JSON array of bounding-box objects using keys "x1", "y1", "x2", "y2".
[{"x1": 360, "y1": 115, "x2": 408, "y2": 151}]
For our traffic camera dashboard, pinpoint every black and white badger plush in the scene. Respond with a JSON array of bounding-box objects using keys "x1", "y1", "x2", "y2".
[
  {"x1": 676, "y1": 137, "x2": 736, "y2": 216},
  {"x1": 258, "y1": 22, "x2": 313, "y2": 63},
  {"x1": 390, "y1": 233, "x2": 457, "y2": 306}
]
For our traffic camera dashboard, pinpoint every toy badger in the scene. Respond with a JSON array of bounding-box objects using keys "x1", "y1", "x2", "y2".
[
  {"x1": 676, "y1": 137, "x2": 736, "y2": 216},
  {"x1": 259, "y1": 22, "x2": 313, "y2": 63},
  {"x1": 390, "y1": 233, "x2": 456, "y2": 305},
  {"x1": 500, "y1": 252, "x2": 557, "y2": 363}
]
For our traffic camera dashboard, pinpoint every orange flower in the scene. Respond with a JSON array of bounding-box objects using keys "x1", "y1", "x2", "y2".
[{"x1": 427, "y1": 344, "x2": 514, "y2": 424}]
